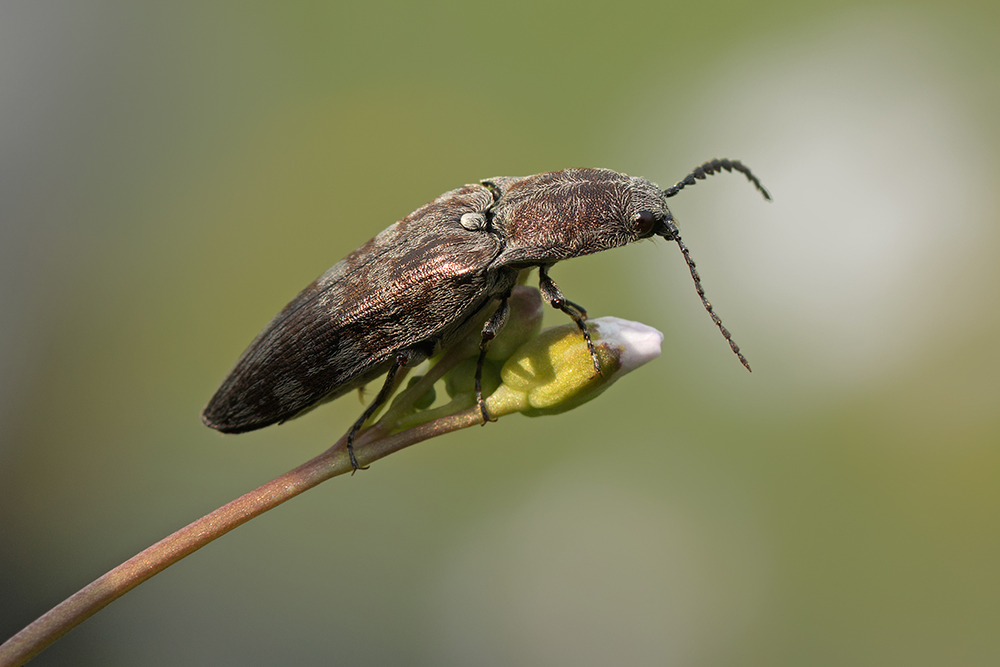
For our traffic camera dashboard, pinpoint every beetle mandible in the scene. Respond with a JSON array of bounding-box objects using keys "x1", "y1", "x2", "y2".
[{"x1": 202, "y1": 159, "x2": 771, "y2": 469}]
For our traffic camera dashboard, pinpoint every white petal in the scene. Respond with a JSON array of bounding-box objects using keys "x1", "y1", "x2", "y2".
[{"x1": 593, "y1": 317, "x2": 664, "y2": 374}]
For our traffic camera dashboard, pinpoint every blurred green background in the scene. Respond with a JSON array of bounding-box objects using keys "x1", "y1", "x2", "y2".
[{"x1": 2, "y1": 1, "x2": 998, "y2": 665}]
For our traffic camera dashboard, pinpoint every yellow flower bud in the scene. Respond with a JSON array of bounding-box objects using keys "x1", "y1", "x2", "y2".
[{"x1": 486, "y1": 317, "x2": 663, "y2": 418}]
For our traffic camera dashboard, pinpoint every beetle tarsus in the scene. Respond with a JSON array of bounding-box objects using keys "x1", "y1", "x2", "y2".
[
  {"x1": 538, "y1": 266, "x2": 602, "y2": 375},
  {"x1": 345, "y1": 351, "x2": 411, "y2": 471},
  {"x1": 476, "y1": 378, "x2": 492, "y2": 423},
  {"x1": 346, "y1": 430, "x2": 366, "y2": 473},
  {"x1": 474, "y1": 345, "x2": 492, "y2": 424},
  {"x1": 475, "y1": 297, "x2": 510, "y2": 423}
]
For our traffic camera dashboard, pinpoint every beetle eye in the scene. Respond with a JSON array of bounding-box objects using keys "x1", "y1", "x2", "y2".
[{"x1": 634, "y1": 210, "x2": 657, "y2": 237}]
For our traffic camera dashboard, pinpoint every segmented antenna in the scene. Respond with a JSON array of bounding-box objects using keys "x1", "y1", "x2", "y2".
[
  {"x1": 662, "y1": 213, "x2": 751, "y2": 372},
  {"x1": 664, "y1": 158, "x2": 771, "y2": 201}
]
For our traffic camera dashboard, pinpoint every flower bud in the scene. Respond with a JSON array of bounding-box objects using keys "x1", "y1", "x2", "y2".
[
  {"x1": 485, "y1": 317, "x2": 663, "y2": 418},
  {"x1": 486, "y1": 285, "x2": 544, "y2": 361},
  {"x1": 444, "y1": 285, "x2": 543, "y2": 400},
  {"x1": 444, "y1": 356, "x2": 501, "y2": 400}
]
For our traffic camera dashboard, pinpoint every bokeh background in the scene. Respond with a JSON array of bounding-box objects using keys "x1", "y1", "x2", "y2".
[{"x1": 2, "y1": 1, "x2": 998, "y2": 665}]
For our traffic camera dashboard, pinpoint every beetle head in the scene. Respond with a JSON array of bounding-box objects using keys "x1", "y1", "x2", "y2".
[
  {"x1": 487, "y1": 162, "x2": 769, "y2": 372},
  {"x1": 486, "y1": 168, "x2": 671, "y2": 266}
]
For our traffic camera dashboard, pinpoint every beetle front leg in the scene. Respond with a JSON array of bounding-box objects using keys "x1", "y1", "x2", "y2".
[
  {"x1": 346, "y1": 350, "x2": 411, "y2": 471},
  {"x1": 475, "y1": 296, "x2": 511, "y2": 424},
  {"x1": 538, "y1": 266, "x2": 601, "y2": 375},
  {"x1": 560, "y1": 297, "x2": 588, "y2": 320}
]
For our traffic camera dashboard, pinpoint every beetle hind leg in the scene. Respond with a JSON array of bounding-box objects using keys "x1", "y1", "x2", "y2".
[
  {"x1": 345, "y1": 351, "x2": 411, "y2": 471},
  {"x1": 538, "y1": 266, "x2": 601, "y2": 375}
]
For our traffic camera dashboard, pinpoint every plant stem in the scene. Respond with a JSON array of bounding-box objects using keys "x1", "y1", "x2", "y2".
[
  {"x1": 1, "y1": 292, "x2": 528, "y2": 665},
  {"x1": 0, "y1": 405, "x2": 483, "y2": 667}
]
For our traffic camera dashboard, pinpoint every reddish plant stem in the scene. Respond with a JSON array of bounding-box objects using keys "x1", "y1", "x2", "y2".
[{"x1": 0, "y1": 406, "x2": 483, "y2": 667}]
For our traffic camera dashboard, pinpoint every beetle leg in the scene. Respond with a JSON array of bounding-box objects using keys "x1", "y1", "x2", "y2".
[
  {"x1": 561, "y1": 298, "x2": 588, "y2": 320},
  {"x1": 346, "y1": 350, "x2": 410, "y2": 471},
  {"x1": 476, "y1": 296, "x2": 510, "y2": 424},
  {"x1": 538, "y1": 266, "x2": 601, "y2": 375}
]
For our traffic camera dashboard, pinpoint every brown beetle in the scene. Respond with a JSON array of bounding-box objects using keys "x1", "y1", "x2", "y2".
[{"x1": 203, "y1": 160, "x2": 770, "y2": 468}]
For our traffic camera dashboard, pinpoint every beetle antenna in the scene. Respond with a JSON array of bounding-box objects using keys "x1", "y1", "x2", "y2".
[
  {"x1": 663, "y1": 158, "x2": 771, "y2": 201},
  {"x1": 662, "y1": 213, "x2": 751, "y2": 372}
]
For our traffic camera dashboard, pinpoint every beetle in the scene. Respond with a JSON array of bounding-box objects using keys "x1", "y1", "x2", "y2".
[{"x1": 202, "y1": 159, "x2": 770, "y2": 469}]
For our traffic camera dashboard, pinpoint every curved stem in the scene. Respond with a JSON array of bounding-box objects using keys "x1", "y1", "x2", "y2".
[{"x1": 0, "y1": 404, "x2": 484, "y2": 667}]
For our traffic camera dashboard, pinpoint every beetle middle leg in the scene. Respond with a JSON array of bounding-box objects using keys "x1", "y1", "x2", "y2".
[
  {"x1": 538, "y1": 266, "x2": 601, "y2": 374},
  {"x1": 475, "y1": 295, "x2": 511, "y2": 424},
  {"x1": 346, "y1": 350, "x2": 412, "y2": 471}
]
